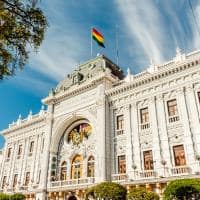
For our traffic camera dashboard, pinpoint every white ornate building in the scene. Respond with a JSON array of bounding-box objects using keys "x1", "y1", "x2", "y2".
[{"x1": 1, "y1": 49, "x2": 200, "y2": 200}]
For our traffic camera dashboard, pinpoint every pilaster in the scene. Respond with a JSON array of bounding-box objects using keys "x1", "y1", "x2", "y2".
[
  {"x1": 149, "y1": 96, "x2": 162, "y2": 175},
  {"x1": 124, "y1": 104, "x2": 133, "y2": 177},
  {"x1": 156, "y1": 94, "x2": 172, "y2": 173},
  {"x1": 8, "y1": 142, "x2": 17, "y2": 187},
  {"x1": 177, "y1": 88, "x2": 195, "y2": 165},
  {"x1": 131, "y1": 102, "x2": 141, "y2": 171},
  {"x1": 185, "y1": 85, "x2": 200, "y2": 154},
  {"x1": 31, "y1": 134, "x2": 39, "y2": 185},
  {"x1": 40, "y1": 104, "x2": 54, "y2": 192}
]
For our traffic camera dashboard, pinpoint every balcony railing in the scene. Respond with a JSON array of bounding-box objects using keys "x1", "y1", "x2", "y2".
[
  {"x1": 168, "y1": 115, "x2": 179, "y2": 123},
  {"x1": 171, "y1": 165, "x2": 190, "y2": 176},
  {"x1": 140, "y1": 123, "x2": 150, "y2": 130},
  {"x1": 49, "y1": 177, "x2": 95, "y2": 189},
  {"x1": 139, "y1": 170, "x2": 157, "y2": 178},
  {"x1": 112, "y1": 173, "x2": 127, "y2": 182},
  {"x1": 116, "y1": 130, "x2": 124, "y2": 135}
]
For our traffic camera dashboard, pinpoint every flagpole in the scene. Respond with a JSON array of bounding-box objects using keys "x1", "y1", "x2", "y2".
[
  {"x1": 91, "y1": 27, "x2": 93, "y2": 58},
  {"x1": 116, "y1": 24, "x2": 119, "y2": 65}
]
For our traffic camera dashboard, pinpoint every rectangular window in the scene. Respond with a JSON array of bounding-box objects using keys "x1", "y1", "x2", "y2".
[
  {"x1": 143, "y1": 150, "x2": 154, "y2": 170},
  {"x1": 173, "y1": 145, "x2": 186, "y2": 166},
  {"x1": 140, "y1": 107, "x2": 149, "y2": 124},
  {"x1": 116, "y1": 115, "x2": 124, "y2": 130},
  {"x1": 118, "y1": 155, "x2": 126, "y2": 174},
  {"x1": 13, "y1": 174, "x2": 18, "y2": 188},
  {"x1": 7, "y1": 148, "x2": 12, "y2": 158},
  {"x1": 29, "y1": 141, "x2": 34, "y2": 153},
  {"x1": 2, "y1": 176, "x2": 6, "y2": 189},
  {"x1": 24, "y1": 172, "x2": 30, "y2": 186},
  {"x1": 167, "y1": 99, "x2": 178, "y2": 116},
  {"x1": 18, "y1": 145, "x2": 23, "y2": 156}
]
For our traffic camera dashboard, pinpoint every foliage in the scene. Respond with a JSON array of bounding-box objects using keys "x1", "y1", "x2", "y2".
[
  {"x1": 0, "y1": 0, "x2": 48, "y2": 79},
  {"x1": 10, "y1": 193, "x2": 25, "y2": 200},
  {"x1": 163, "y1": 179, "x2": 200, "y2": 200},
  {"x1": 0, "y1": 193, "x2": 25, "y2": 200},
  {"x1": 86, "y1": 181, "x2": 127, "y2": 200},
  {"x1": 0, "y1": 193, "x2": 10, "y2": 200},
  {"x1": 127, "y1": 187, "x2": 159, "y2": 200}
]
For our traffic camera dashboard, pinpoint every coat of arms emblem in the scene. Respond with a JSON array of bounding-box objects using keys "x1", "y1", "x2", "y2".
[{"x1": 68, "y1": 123, "x2": 92, "y2": 145}]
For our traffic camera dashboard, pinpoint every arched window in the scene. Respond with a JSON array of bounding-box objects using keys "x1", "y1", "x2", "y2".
[
  {"x1": 71, "y1": 155, "x2": 83, "y2": 179},
  {"x1": 87, "y1": 156, "x2": 95, "y2": 177},
  {"x1": 60, "y1": 161, "x2": 67, "y2": 180}
]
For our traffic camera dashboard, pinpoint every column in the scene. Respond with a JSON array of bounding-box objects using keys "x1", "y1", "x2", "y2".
[
  {"x1": 30, "y1": 134, "x2": 39, "y2": 185},
  {"x1": 177, "y1": 88, "x2": 195, "y2": 165},
  {"x1": 40, "y1": 104, "x2": 54, "y2": 191},
  {"x1": 149, "y1": 96, "x2": 162, "y2": 175},
  {"x1": 124, "y1": 104, "x2": 134, "y2": 178},
  {"x1": 33, "y1": 135, "x2": 42, "y2": 184},
  {"x1": 19, "y1": 138, "x2": 28, "y2": 186},
  {"x1": 156, "y1": 94, "x2": 172, "y2": 175},
  {"x1": 0, "y1": 142, "x2": 8, "y2": 185},
  {"x1": 185, "y1": 85, "x2": 200, "y2": 154},
  {"x1": 95, "y1": 83, "x2": 107, "y2": 181},
  {"x1": 8, "y1": 142, "x2": 17, "y2": 187},
  {"x1": 96, "y1": 96, "x2": 106, "y2": 181},
  {"x1": 110, "y1": 108, "x2": 116, "y2": 178},
  {"x1": 131, "y1": 102, "x2": 141, "y2": 171}
]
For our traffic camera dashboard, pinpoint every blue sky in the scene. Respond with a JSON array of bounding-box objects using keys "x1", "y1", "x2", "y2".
[{"x1": 0, "y1": 0, "x2": 200, "y2": 148}]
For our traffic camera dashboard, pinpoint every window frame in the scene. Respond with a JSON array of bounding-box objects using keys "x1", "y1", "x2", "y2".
[
  {"x1": 140, "y1": 107, "x2": 149, "y2": 124},
  {"x1": 143, "y1": 150, "x2": 154, "y2": 170},
  {"x1": 172, "y1": 144, "x2": 186, "y2": 166},
  {"x1": 167, "y1": 99, "x2": 178, "y2": 117},
  {"x1": 117, "y1": 155, "x2": 126, "y2": 174}
]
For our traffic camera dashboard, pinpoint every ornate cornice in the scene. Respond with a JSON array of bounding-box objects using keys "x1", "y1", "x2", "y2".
[
  {"x1": 106, "y1": 58, "x2": 200, "y2": 98},
  {"x1": 1, "y1": 115, "x2": 47, "y2": 136},
  {"x1": 43, "y1": 72, "x2": 118, "y2": 105}
]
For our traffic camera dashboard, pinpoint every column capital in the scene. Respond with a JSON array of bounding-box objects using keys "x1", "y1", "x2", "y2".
[
  {"x1": 131, "y1": 101, "x2": 138, "y2": 108},
  {"x1": 185, "y1": 84, "x2": 194, "y2": 92},
  {"x1": 148, "y1": 96, "x2": 156, "y2": 104},
  {"x1": 176, "y1": 87, "x2": 185, "y2": 95},
  {"x1": 124, "y1": 104, "x2": 130, "y2": 111},
  {"x1": 157, "y1": 94, "x2": 163, "y2": 101}
]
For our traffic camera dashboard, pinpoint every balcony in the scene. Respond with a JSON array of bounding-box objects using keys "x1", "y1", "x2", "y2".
[
  {"x1": 140, "y1": 123, "x2": 150, "y2": 130},
  {"x1": 168, "y1": 115, "x2": 179, "y2": 123},
  {"x1": 49, "y1": 177, "x2": 95, "y2": 190},
  {"x1": 112, "y1": 173, "x2": 127, "y2": 182},
  {"x1": 116, "y1": 130, "x2": 124, "y2": 135},
  {"x1": 139, "y1": 170, "x2": 157, "y2": 179},
  {"x1": 171, "y1": 166, "x2": 191, "y2": 176}
]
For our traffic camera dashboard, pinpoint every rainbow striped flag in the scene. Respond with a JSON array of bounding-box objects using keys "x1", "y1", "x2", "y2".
[{"x1": 92, "y1": 28, "x2": 105, "y2": 48}]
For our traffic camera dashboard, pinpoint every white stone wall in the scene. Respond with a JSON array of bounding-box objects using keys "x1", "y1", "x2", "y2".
[
  {"x1": 0, "y1": 112, "x2": 47, "y2": 193},
  {"x1": 0, "y1": 50, "x2": 200, "y2": 199}
]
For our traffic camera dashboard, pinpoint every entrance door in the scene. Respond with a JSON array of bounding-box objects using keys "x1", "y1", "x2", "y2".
[{"x1": 68, "y1": 196, "x2": 77, "y2": 200}]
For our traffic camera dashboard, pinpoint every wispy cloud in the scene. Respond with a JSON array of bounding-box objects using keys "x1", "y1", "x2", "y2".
[
  {"x1": 29, "y1": 1, "x2": 88, "y2": 81},
  {"x1": 8, "y1": 72, "x2": 54, "y2": 97},
  {"x1": 191, "y1": 3, "x2": 200, "y2": 50},
  {"x1": 115, "y1": 0, "x2": 200, "y2": 68},
  {"x1": 116, "y1": 0, "x2": 167, "y2": 65}
]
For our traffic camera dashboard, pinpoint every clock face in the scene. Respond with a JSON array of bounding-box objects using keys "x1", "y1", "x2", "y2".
[{"x1": 67, "y1": 123, "x2": 92, "y2": 146}]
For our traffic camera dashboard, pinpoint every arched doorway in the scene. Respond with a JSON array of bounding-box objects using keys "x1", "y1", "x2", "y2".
[
  {"x1": 87, "y1": 156, "x2": 94, "y2": 177},
  {"x1": 71, "y1": 155, "x2": 83, "y2": 179},
  {"x1": 68, "y1": 195, "x2": 77, "y2": 200},
  {"x1": 60, "y1": 161, "x2": 67, "y2": 180}
]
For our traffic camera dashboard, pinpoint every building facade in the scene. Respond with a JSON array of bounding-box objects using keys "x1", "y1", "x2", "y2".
[{"x1": 1, "y1": 49, "x2": 200, "y2": 200}]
